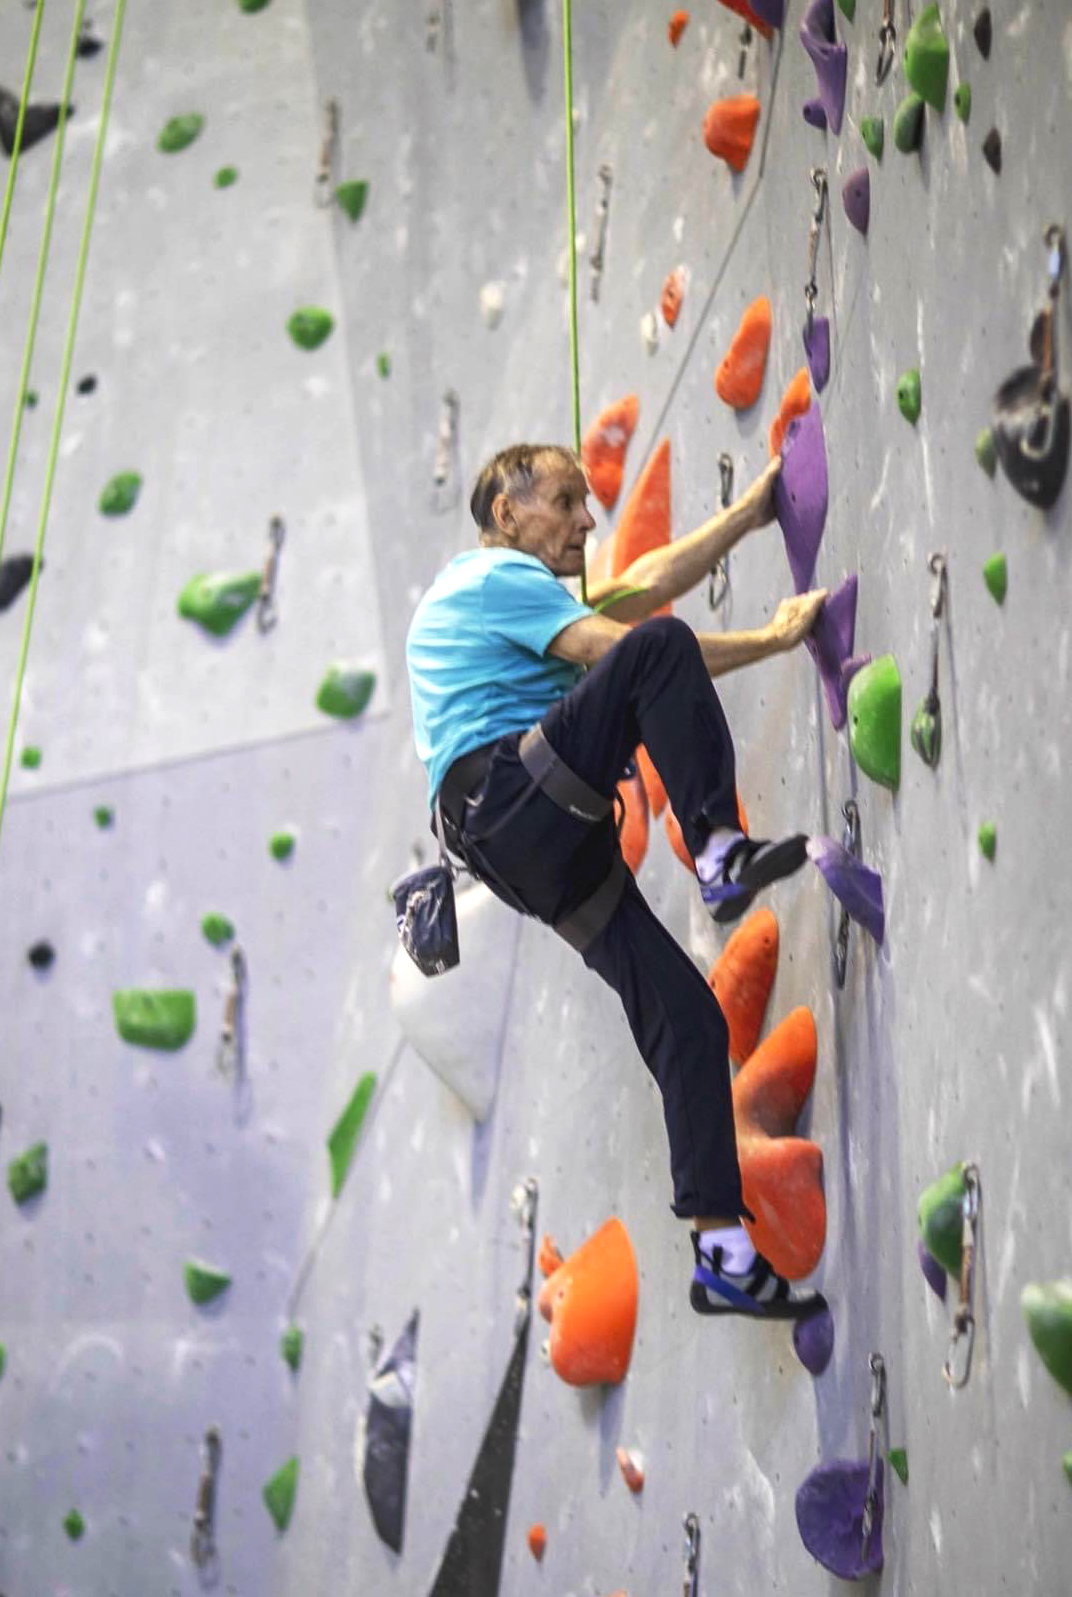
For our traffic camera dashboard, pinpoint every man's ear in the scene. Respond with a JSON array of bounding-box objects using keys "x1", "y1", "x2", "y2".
[{"x1": 490, "y1": 492, "x2": 518, "y2": 543}]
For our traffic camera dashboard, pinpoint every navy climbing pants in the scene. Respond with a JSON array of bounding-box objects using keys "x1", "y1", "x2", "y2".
[{"x1": 449, "y1": 616, "x2": 748, "y2": 1221}]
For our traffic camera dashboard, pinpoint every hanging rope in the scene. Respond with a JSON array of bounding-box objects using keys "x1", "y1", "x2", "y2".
[
  {"x1": 0, "y1": 0, "x2": 46, "y2": 288},
  {"x1": 0, "y1": 0, "x2": 129, "y2": 852},
  {"x1": 561, "y1": 0, "x2": 587, "y2": 602}
]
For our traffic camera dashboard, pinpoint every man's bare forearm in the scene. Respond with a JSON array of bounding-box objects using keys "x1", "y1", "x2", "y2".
[
  {"x1": 696, "y1": 626, "x2": 778, "y2": 677},
  {"x1": 594, "y1": 498, "x2": 757, "y2": 620}
]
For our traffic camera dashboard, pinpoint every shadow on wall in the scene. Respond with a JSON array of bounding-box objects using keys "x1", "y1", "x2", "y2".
[{"x1": 516, "y1": 0, "x2": 549, "y2": 103}]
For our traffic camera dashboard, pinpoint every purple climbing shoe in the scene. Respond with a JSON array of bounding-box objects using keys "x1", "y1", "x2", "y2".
[
  {"x1": 690, "y1": 1232, "x2": 828, "y2": 1323},
  {"x1": 701, "y1": 834, "x2": 810, "y2": 925}
]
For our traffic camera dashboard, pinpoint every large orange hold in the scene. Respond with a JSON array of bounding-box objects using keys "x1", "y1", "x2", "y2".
[
  {"x1": 537, "y1": 1217, "x2": 638, "y2": 1387},
  {"x1": 732, "y1": 1007, "x2": 826, "y2": 1279},
  {"x1": 708, "y1": 908, "x2": 779, "y2": 1066},
  {"x1": 715, "y1": 296, "x2": 772, "y2": 411},
  {"x1": 617, "y1": 774, "x2": 649, "y2": 875},
  {"x1": 768, "y1": 366, "x2": 811, "y2": 457},
  {"x1": 669, "y1": 10, "x2": 690, "y2": 46},
  {"x1": 612, "y1": 438, "x2": 671, "y2": 579},
  {"x1": 702, "y1": 95, "x2": 761, "y2": 174},
  {"x1": 717, "y1": 0, "x2": 773, "y2": 38},
  {"x1": 635, "y1": 744, "x2": 667, "y2": 818},
  {"x1": 665, "y1": 789, "x2": 750, "y2": 876},
  {"x1": 582, "y1": 394, "x2": 640, "y2": 512}
]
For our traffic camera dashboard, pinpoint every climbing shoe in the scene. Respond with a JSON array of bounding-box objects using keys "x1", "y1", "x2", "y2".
[
  {"x1": 689, "y1": 1231, "x2": 827, "y2": 1322},
  {"x1": 699, "y1": 833, "x2": 809, "y2": 925}
]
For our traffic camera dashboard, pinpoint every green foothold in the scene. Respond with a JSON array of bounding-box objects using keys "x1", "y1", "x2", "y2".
[
  {"x1": 975, "y1": 427, "x2": 998, "y2": 477},
  {"x1": 982, "y1": 553, "x2": 1007, "y2": 604},
  {"x1": 98, "y1": 471, "x2": 142, "y2": 516},
  {"x1": 978, "y1": 821, "x2": 997, "y2": 861},
  {"x1": 281, "y1": 1324, "x2": 304, "y2": 1372},
  {"x1": 184, "y1": 1260, "x2": 232, "y2": 1306},
  {"x1": 201, "y1": 912, "x2": 235, "y2": 947},
  {"x1": 263, "y1": 1456, "x2": 299, "y2": 1532},
  {"x1": 286, "y1": 307, "x2": 334, "y2": 352},
  {"x1": 239, "y1": 0, "x2": 272, "y2": 10},
  {"x1": 893, "y1": 92, "x2": 926, "y2": 153},
  {"x1": 897, "y1": 368, "x2": 922, "y2": 425},
  {"x1": 94, "y1": 805, "x2": 115, "y2": 828},
  {"x1": 24, "y1": 389, "x2": 38, "y2": 409},
  {"x1": 8, "y1": 1142, "x2": 48, "y2": 1205},
  {"x1": 177, "y1": 570, "x2": 261, "y2": 637},
  {"x1": 376, "y1": 352, "x2": 391, "y2": 379},
  {"x1": 904, "y1": 4, "x2": 949, "y2": 111},
  {"x1": 270, "y1": 830, "x2": 296, "y2": 861},
  {"x1": 158, "y1": 114, "x2": 205, "y2": 154},
  {"x1": 1021, "y1": 1282, "x2": 1072, "y2": 1397},
  {"x1": 112, "y1": 989, "x2": 197, "y2": 1051},
  {"x1": 836, "y1": 0, "x2": 856, "y2": 19},
  {"x1": 20, "y1": 746, "x2": 42, "y2": 770},
  {"x1": 316, "y1": 663, "x2": 376, "y2": 720},
  {"x1": 847, "y1": 655, "x2": 902, "y2": 790},
  {"x1": 327, "y1": 1072, "x2": 377, "y2": 1198},
  {"x1": 63, "y1": 1509, "x2": 85, "y2": 1541},
  {"x1": 861, "y1": 116, "x2": 884, "y2": 160},
  {"x1": 888, "y1": 1448, "x2": 909, "y2": 1486},
  {"x1": 214, "y1": 165, "x2": 239, "y2": 188},
  {"x1": 917, "y1": 1162, "x2": 967, "y2": 1277},
  {"x1": 954, "y1": 82, "x2": 972, "y2": 123},
  {"x1": 0, "y1": 1345, "x2": 6, "y2": 1380},
  {"x1": 910, "y1": 696, "x2": 941, "y2": 768},
  {"x1": 1063, "y1": 1451, "x2": 1072, "y2": 1488},
  {"x1": 335, "y1": 180, "x2": 369, "y2": 222}
]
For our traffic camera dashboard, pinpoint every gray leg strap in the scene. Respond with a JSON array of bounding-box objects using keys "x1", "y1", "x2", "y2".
[
  {"x1": 518, "y1": 724, "x2": 612, "y2": 823},
  {"x1": 553, "y1": 850, "x2": 628, "y2": 953}
]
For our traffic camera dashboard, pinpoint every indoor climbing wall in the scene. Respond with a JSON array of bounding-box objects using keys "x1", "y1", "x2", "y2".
[{"x1": 1, "y1": 1, "x2": 1069, "y2": 1594}]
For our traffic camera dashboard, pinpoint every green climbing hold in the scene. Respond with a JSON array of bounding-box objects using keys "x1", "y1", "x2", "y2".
[
  {"x1": 1064, "y1": 1451, "x2": 1072, "y2": 1489},
  {"x1": 847, "y1": 655, "x2": 902, "y2": 790},
  {"x1": 98, "y1": 471, "x2": 142, "y2": 516},
  {"x1": 94, "y1": 805, "x2": 114, "y2": 828},
  {"x1": 978, "y1": 821, "x2": 997, "y2": 861},
  {"x1": 112, "y1": 989, "x2": 197, "y2": 1051},
  {"x1": 177, "y1": 570, "x2": 261, "y2": 637},
  {"x1": 910, "y1": 697, "x2": 940, "y2": 768},
  {"x1": 184, "y1": 1260, "x2": 232, "y2": 1306},
  {"x1": 893, "y1": 92, "x2": 926, "y2": 154},
  {"x1": 20, "y1": 746, "x2": 41, "y2": 770},
  {"x1": 861, "y1": 116, "x2": 884, "y2": 160},
  {"x1": 836, "y1": 0, "x2": 856, "y2": 18},
  {"x1": 1021, "y1": 1281, "x2": 1072, "y2": 1397},
  {"x1": 0, "y1": 1345, "x2": 6, "y2": 1380},
  {"x1": 918, "y1": 1162, "x2": 967, "y2": 1276},
  {"x1": 281, "y1": 1324, "x2": 304, "y2": 1372},
  {"x1": 63, "y1": 1509, "x2": 85, "y2": 1541},
  {"x1": 263, "y1": 1456, "x2": 299, "y2": 1531},
  {"x1": 327, "y1": 1072, "x2": 377, "y2": 1198},
  {"x1": 158, "y1": 114, "x2": 205, "y2": 154},
  {"x1": 24, "y1": 389, "x2": 38, "y2": 409},
  {"x1": 975, "y1": 427, "x2": 997, "y2": 477},
  {"x1": 214, "y1": 165, "x2": 239, "y2": 188},
  {"x1": 270, "y1": 830, "x2": 296, "y2": 862},
  {"x1": 201, "y1": 912, "x2": 235, "y2": 947},
  {"x1": 316, "y1": 663, "x2": 376, "y2": 720},
  {"x1": 904, "y1": 4, "x2": 949, "y2": 111},
  {"x1": 336, "y1": 180, "x2": 369, "y2": 222},
  {"x1": 982, "y1": 553, "x2": 1007, "y2": 604},
  {"x1": 376, "y1": 352, "x2": 391, "y2": 379},
  {"x1": 897, "y1": 368, "x2": 922, "y2": 425},
  {"x1": 8, "y1": 1142, "x2": 48, "y2": 1205},
  {"x1": 954, "y1": 82, "x2": 972, "y2": 123},
  {"x1": 888, "y1": 1448, "x2": 909, "y2": 1486},
  {"x1": 239, "y1": 0, "x2": 273, "y2": 10},
  {"x1": 287, "y1": 307, "x2": 334, "y2": 352}
]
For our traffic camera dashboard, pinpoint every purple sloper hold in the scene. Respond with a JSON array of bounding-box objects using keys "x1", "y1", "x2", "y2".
[
  {"x1": 803, "y1": 314, "x2": 831, "y2": 392},
  {"x1": 800, "y1": 0, "x2": 847, "y2": 134},
  {"x1": 804, "y1": 573, "x2": 857, "y2": 728},
  {"x1": 841, "y1": 653, "x2": 870, "y2": 696},
  {"x1": 806, "y1": 835, "x2": 885, "y2": 944},
  {"x1": 774, "y1": 402, "x2": 828, "y2": 594},
  {"x1": 918, "y1": 1239, "x2": 948, "y2": 1301},
  {"x1": 803, "y1": 98, "x2": 828, "y2": 130},
  {"x1": 796, "y1": 1457, "x2": 884, "y2": 1579},
  {"x1": 750, "y1": 0, "x2": 785, "y2": 25},
  {"x1": 793, "y1": 1302, "x2": 835, "y2": 1375},
  {"x1": 843, "y1": 167, "x2": 871, "y2": 235}
]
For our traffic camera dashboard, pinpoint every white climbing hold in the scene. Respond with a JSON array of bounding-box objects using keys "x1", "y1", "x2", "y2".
[
  {"x1": 557, "y1": 233, "x2": 587, "y2": 284},
  {"x1": 640, "y1": 311, "x2": 660, "y2": 354},
  {"x1": 479, "y1": 281, "x2": 506, "y2": 329}
]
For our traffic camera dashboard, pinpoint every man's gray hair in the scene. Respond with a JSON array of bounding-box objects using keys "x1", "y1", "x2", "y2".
[{"x1": 469, "y1": 443, "x2": 580, "y2": 537}]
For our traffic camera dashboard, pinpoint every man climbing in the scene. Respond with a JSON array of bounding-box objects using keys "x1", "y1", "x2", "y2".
[{"x1": 405, "y1": 442, "x2": 827, "y2": 1321}]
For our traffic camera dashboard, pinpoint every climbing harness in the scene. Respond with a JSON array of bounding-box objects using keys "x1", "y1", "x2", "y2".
[
  {"x1": 992, "y1": 224, "x2": 1069, "y2": 509},
  {"x1": 314, "y1": 98, "x2": 339, "y2": 207},
  {"x1": 803, "y1": 168, "x2": 828, "y2": 342},
  {"x1": 257, "y1": 515, "x2": 285, "y2": 633},
  {"x1": 215, "y1": 945, "x2": 247, "y2": 1087},
  {"x1": 707, "y1": 453, "x2": 733, "y2": 610},
  {"x1": 431, "y1": 388, "x2": 460, "y2": 510},
  {"x1": 943, "y1": 1162, "x2": 980, "y2": 1389},
  {"x1": 518, "y1": 723, "x2": 611, "y2": 823},
  {"x1": 589, "y1": 162, "x2": 613, "y2": 303},
  {"x1": 876, "y1": 0, "x2": 897, "y2": 84},
  {"x1": 910, "y1": 552, "x2": 947, "y2": 769},
  {"x1": 861, "y1": 1353, "x2": 887, "y2": 1560},
  {"x1": 682, "y1": 1511, "x2": 701, "y2": 1597},
  {"x1": 833, "y1": 798, "x2": 860, "y2": 987},
  {"x1": 561, "y1": 0, "x2": 587, "y2": 601},
  {"x1": 190, "y1": 1425, "x2": 222, "y2": 1586}
]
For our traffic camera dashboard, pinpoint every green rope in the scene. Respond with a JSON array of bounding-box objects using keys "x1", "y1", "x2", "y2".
[
  {"x1": 0, "y1": 0, "x2": 129, "y2": 852},
  {"x1": 0, "y1": 0, "x2": 46, "y2": 288},
  {"x1": 561, "y1": 0, "x2": 587, "y2": 603}
]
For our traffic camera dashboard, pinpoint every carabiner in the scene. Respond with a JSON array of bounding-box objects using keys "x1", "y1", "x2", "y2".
[
  {"x1": 876, "y1": 0, "x2": 896, "y2": 84},
  {"x1": 861, "y1": 1352, "x2": 886, "y2": 1557},
  {"x1": 257, "y1": 515, "x2": 285, "y2": 634},
  {"x1": 708, "y1": 453, "x2": 734, "y2": 610},
  {"x1": 190, "y1": 1426, "x2": 222, "y2": 1585},
  {"x1": 683, "y1": 1511, "x2": 700, "y2": 1597},
  {"x1": 943, "y1": 1163, "x2": 980, "y2": 1389},
  {"x1": 432, "y1": 389, "x2": 460, "y2": 497},
  {"x1": 737, "y1": 21, "x2": 753, "y2": 79},
  {"x1": 834, "y1": 798, "x2": 860, "y2": 988},
  {"x1": 512, "y1": 1176, "x2": 539, "y2": 1331},
  {"x1": 216, "y1": 946, "x2": 247, "y2": 1082},
  {"x1": 804, "y1": 169, "x2": 828, "y2": 337},
  {"x1": 314, "y1": 99, "x2": 339, "y2": 208}
]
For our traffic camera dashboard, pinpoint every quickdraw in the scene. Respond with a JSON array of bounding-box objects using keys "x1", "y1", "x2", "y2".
[
  {"x1": 190, "y1": 1425, "x2": 222, "y2": 1586},
  {"x1": 257, "y1": 515, "x2": 285, "y2": 634},
  {"x1": 876, "y1": 0, "x2": 897, "y2": 85},
  {"x1": 861, "y1": 1352, "x2": 887, "y2": 1559},
  {"x1": 910, "y1": 552, "x2": 947, "y2": 769},
  {"x1": 432, "y1": 388, "x2": 460, "y2": 510},
  {"x1": 834, "y1": 798, "x2": 860, "y2": 988},
  {"x1": 804, "y1": 167, "x2": 828, "y2": 342},
  {"x1": 314, "y1": 98, "x2": 339, "y2": 208},
  {"x1": 216, "y1": 945, "x2": 247, "y2": 1085},
  {"x1": 943, "y1": 1162, "x2": 980, "y2": 1389},
  {"x1": 737, "y1": 21, "x2": 753, "y2": 79},
  {"x1": 589, "y1": 163, "x2": 613, "y2": 303},
  {"x1": 682, "y1": 1510, "x2": 700, "y2": 1597},
  {"x1": 511, "y1": 1176, "x2": 539, "y2": 1334},
  {"x1": 707, "y1": 453, "x2": 733, "y2": 610}
]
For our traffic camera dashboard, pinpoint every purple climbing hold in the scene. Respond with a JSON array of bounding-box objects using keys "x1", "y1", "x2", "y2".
[
  {"x1": 800, "y1": 0, "x2": 847, "y2": 135},
  {"x1": 803, "y1": 314, "x2": 831, "y2": 393},
  {"x1": 840, "y1": 654, "x2": 870, "y2": 695},
  {"x1": 750, "y1": 0, "x2": 786, "y2": 25},
  {"x1": 806, "y1": 836, "x2": 885, "y2": 945},
  {"x1": 774, "y1": 402, "x2": 828, "y2": 594},
  {"x1": 796, "y1": 1457, "x2": 884, "y2": 1579},
  {"x1": 804, "y1": 573, "x2": 857, "y2": 728},
  {"x1": 842, "y1": 167, "x2": 870, "y2": 235},
  {"x1": 803, "y1": 98, "x2": 828, "y2": 131},
  {"x1": 794, "y1": 1302, "x2": 835, "y2": 1376},
  {"x1": 918, "y1": 1239, "x2": 948, "y2": 1300}
]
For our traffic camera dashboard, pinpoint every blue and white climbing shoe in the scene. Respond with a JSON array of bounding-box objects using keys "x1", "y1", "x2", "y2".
[
  {"x1": 689, "y1": 1231, "x2": 827, "y2": 1322},
  {"x1": 699, "y1": 833, "x2": 809, "y2": 926}
]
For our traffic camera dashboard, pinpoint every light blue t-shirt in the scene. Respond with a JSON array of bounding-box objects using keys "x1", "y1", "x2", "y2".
[{"x1": 406, "y1": 548, "x2": 593, "y2": 803}]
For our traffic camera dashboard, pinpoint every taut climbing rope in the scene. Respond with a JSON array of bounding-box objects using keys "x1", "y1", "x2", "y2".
[
  {"x1": 561, "y1": 0, "x2": 587, "y2": 602},
  {"x1": 0, "y1": 0, "x2": 45, "y2": 289}
]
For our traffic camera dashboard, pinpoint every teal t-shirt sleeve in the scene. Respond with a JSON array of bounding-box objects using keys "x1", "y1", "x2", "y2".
[{"x1": 481, "y1": 557, "x2": 593, "y2": 657}]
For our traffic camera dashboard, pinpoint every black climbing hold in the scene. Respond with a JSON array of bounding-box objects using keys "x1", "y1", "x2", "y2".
[
  {"x1": 23, "y1": 389, "x2": 38, "y2": 409},
  {"x1": 27, "y1": 941, "x2": 55, "y2": 971},
  {"x1": 0, "y1": 554, "x2": 39, "y2": 613},
  {"x1": 362, "y1": 1310, "x2": 418, "y2": 1553},
  {"x1": 77, "y1": 22, "x2": 104, "y2": 57},
  {"x1": 993, "y1": 368, "x2": 1070, "y2": 509},
  {"x1": 0, "y1": 87, "x2": 73, "y2": 157},
  {"x1": 973, "y1": 8, "x2": 992, "y2": 60},
  {"x1": 76, "y1": 374, "x2": 97, "y2": 395},
  {"x1": 982, "y1": 127, "x2": 1002, "y2": 174}
]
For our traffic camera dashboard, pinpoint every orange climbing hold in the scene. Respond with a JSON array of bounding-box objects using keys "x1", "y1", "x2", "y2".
[
  {"x1": 708, "y1": 908, "x2": 779, "y2": 1066},
  {"x1": 538, "y1": 1217, "x2": 639, "y2": 1387},
  {"x1": 731, "y1": 1006, "x2": 826, "y2": 1279},
  {"x1": 717, "y1": 0, "x2": 773, "y2": 38},
  {"x1": 538, "y1": 1233, "x2": 564, "y2": 1277},
  {"x1": 617, "y1": 774, "x2": 650, "y2": 875},
  {"x1": 635, "y1": 744, "x2": 667, "y2": 818},
  {"x1": 615, "y1": 1447, "x2": 645, "y2": 1493},
  {"x1": 582, "y1": 394, "x2": 640, "y2": 513},
  {"x1": 527, "y1": 1524, "x2": 547, "y2": 1561},
  {"x1": 702, "y1": 95, "x2": 762, "y2": 173},
  {"x1": 768, "y1": 367, "x2": 811, "y2": 457},
  {"x1": 661, "y1": 266, "x2": 687, "y2": 328},
  {"x1": 612, "y1": 438, "x2": 671, "y2": 580},
  {"x1": 669, "y1": 10, "x2": 690, "y2": 46},
  {"x1": 665, "y1": 790, "x2": 750, "y2": 876},
  {"x1": 715, "y1": 296, "x2": 772, "y2": 411}
]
